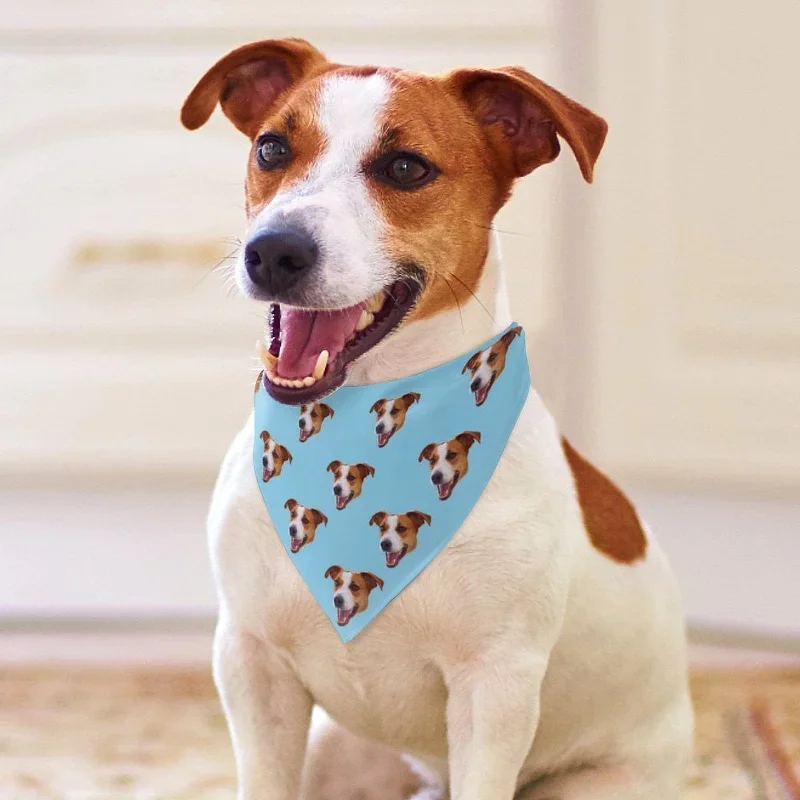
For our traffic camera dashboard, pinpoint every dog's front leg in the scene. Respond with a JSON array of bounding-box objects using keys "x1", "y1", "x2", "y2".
[
  {"x1": 444, "y1": 654, "x2": 546, "y2": 800},
  {"x1": 214, "y1": 624, "x2": 313, "y2": 800}
]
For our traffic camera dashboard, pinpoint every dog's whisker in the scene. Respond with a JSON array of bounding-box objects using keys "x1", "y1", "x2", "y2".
[{"x1": 470, "y1": 222, "x2": 533, "y2": 238}]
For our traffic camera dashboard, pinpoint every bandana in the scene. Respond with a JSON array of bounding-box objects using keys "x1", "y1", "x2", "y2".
[{"x1": 253, "y1": 322, "x2": 530, "y2": 642}]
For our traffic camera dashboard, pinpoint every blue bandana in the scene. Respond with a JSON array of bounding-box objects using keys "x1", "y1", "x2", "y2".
[{"x1": 253, "y1": 323, "x2": 530, "y2": 642}]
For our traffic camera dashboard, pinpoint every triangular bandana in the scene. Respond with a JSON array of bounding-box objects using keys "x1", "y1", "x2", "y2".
[{"x1": 253, "y1": 323, "x2": 530, "y2": 642}]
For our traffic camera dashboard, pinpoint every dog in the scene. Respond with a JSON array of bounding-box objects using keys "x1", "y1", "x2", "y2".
[
  {"x1": 188, "y1": 37, "x2": 692, "y2": 800},
  {"x1": 298, "y1": 402, "x2": 335, "y2": 442},
  {"x1": 324, "y1": 565, "x2": 384, "y2": 626},
  {"x1": 284, "y1": 498, "x2": 328, "y2": 553},
  {"x1": 370, "y1": 510, "x2": 432, "y2": 568},
  {"x1": 326, "y1": 460, "x2": 375, "y2": 510},
  {"x1": 369, "y1": 392, "x2": 421, "y2": 447},
  {"x1": 418, "y1": 431, "x2": 481, "y2": 501},
  {"x1": 258, "y1": 430, "x2": 292, "y2": 482},
  {"x1": 463, "y1": 324, "x2": 522, "y2": 406}
]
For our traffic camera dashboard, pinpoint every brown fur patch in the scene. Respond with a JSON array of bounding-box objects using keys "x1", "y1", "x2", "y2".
[{"x1": 561, "y1": 439, "x2": 647, "y2": 564}]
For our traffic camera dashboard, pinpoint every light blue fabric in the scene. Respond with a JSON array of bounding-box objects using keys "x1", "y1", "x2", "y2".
[{"x1": 253, "y1": 323, "x2": 530, "y2": 642}]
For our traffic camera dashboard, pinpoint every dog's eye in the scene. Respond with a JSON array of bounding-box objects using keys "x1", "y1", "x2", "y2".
[
  {"x1": 446, "y1": 451, "x2": 457, "y2": 461},
  {"x1": 310, "y1": 410, "x2": 318, "y2": 419},
  {"x1": 390, "y1": 408, "x2": 399, "y2": 416},
  {"x1": 347, "y1": 474, "x2": 356, "y2": 483},
  {"x1": 349, "y1": 582, "x2": 360, "y2": 593},
  {"x1": 301, "y1": 516, "x2": 309, "y2": 524},
  {"x1": 487, "y1": 353, "x2": 497, "y2": 364},
  {"x1": 255, "y1": 133, "x2": 291, "y2": 170},
  {"x1": 396, "y1": 525, "x2": 407, "y2": 533},
  {"x1": 373, "y1": 150, "x2": 437, "y2": 190}
]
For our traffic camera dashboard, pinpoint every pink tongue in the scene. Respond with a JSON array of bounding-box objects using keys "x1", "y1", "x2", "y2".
[{"x1": 277, "y1": 306, "x2": 362, "y2": 379}]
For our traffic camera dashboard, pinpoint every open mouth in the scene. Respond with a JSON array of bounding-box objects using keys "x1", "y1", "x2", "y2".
[
  {"x1": 385, "y1": 545, "x2": 408, "y2": 568},
  {"x1": 473, "y1": 377, "x2": 495, "y2": 406},
  {"x1": 262, "y1": 467, "x2": 274, "y2": 482},
  {"x1": 257, "y1": 278, "x2": 421, "y2": 405},
  {"x1": 290, "y1": 535, "x2": 307, "y2": 553},
  {"x1": 335, "y1": 493, "x2": 352, "y2": 511},
  {"x1": 436, "y1": 472, "x2": 459, "y2": 500},
  {"x1": 376, "y1": 429, "x2": 394, "y2": 448},
  {"x1": 336, "y1": 605, "x2": 357, "y2": 626},
  {"x1": 298, "y1": 428, "x2": 313, "y2": 442}
]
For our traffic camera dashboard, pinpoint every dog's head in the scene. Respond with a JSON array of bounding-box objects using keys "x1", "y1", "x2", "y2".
[
  {"x1": 369, "y1": 392, "x2": 420, "y2": 447},
  {"x1": 462, "y1": 325, "x2": 522, "y2": 405},
  {"x1": 259, "y1": 430, "x2": 293, "y2": 481},
  {"x1": 370, "y1": 510, "x2": 432, "y2": 568},
  {"x1": 324, "y1": 565, "x2": 384, "y2": 626},
  {"x1": 284, "y1": 498, "x2": 327, "y2": 553},
  {"x1": 182, "y1": 39, "x2": 606, "y2": 405},
  {"x1": 418, "y1": 431, "x2": 481, "y2": 500},
  {"x1": 298, "y1": 402, "x2": 334, "y2": 442},
  {"x1": 326, "y1": 460, "x2": 375, "y2": 510}
]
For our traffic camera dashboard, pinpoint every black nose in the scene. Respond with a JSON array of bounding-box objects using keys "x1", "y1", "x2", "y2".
[
  {"x1": 470, "y1": 378, "x2": 482, "y2": 393},
  {"x1": 298, "y1": 418, "x2": 306, "y2": 429},
  {"x1": 244, "y1": 228, "x2": 318, "y2": 294},
  {"x1": 333, "y1": 484, "x2": 343, "y2": 496},
  {"x1": 333, "y1": 594, "x2": 345, "y2": 608},
  {"x1": 431, "y1": 471, "x2": 443, "y2": 485},
  {"x1": 380, "y1": 539, "x2": 392, "y2": 552},
  {"x1": 289, "y1": 524, "x2": 297, "y2": 536},
  {"x1": 375, "y1": 422, "x2": 385, "y2": 434}
]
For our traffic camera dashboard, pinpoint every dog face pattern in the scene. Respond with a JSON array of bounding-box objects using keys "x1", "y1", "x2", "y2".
[
  {"x1": 253, "y1": 323, "x2": 529, "y2": 640},
  {"x1": 259, "y1": 431, "x2": 293, "y2": 482},
  {"x1": 462, "y1": 325, "x2": 522, "y2": 406},
  {"x1": 369, "y1": 392, "x2": 421, "y2": 447},
  {"x1": 284, "y1": 498, "x2": 328, "y2": 553},
  {"x1": 298, "y1": 402, "x2": 334, "y2": 442},
  {"x1": 325, "y1": 565, "x2": 384, "y2": 626},
  {"x1": 418, "y1": 431, "x2": 481, "y2": 500},
  {"x1": 326, "y1": 461, "x2": 375, "y2": 510}
]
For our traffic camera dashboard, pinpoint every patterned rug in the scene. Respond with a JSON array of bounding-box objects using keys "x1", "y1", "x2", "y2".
[{"x1": 0, "y1": 667, "x2": 798, "y2": 799}]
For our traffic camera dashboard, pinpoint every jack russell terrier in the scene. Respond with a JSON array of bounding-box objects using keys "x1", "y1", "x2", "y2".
[
  {"x1": 258, "y1": 430, "x2": 292, "y2": 482},
  {"x1": 326, "y1": 460, "x2": 376, "y2": 510},
  {"x1": 463, "y1": 324, "x2": 522, "y2": 406},
  {"x1": 370, "y1": 510, "x2": 433, "y2": 568},
  {"x1": 183, "y1": 37, "x2": 692, "y2": 800},
  {"x1": 324, "y1": 565, "x2": 385, "y2": 627},
  {"x1": 370, "y1": 392, "x2": 422, "y2": 447},
  {"x1": 298, "y1": 402, "x2": 335, "y2": 442},
  {"x1": 419, "y1": 430, "x2": 482, "y2": 501},
  {"x1": 284, "y1": 498, "x2": 328, "y2": 553}
]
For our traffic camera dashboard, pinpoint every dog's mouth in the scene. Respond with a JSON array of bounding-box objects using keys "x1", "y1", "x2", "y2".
[
  {"x1": 298, "y1": 427, "x2": 313, "y2": 442},
  {"x1": 336, "y1": 605, "x2": 358, "y2": 626},
  {"x1": 335, "y1": 492, "x2": 352, "y2": 511},
  {"x1": 258, "y1": 278, "x2": 421, "y2": 405},
  {"x1": 262, "y1": 467, "x2": 274, "y2": 482},
  {"x1": 377, "y1": 428, "x2": 394, "y2": 448},
  {"x1": 473, "y1": 376, "x2": 495, "y2": 406},
  {"x1": 290, "y1": 535, "x2": 307, "y2": 553},
  {"x1": 385, "y1": 545, "x2": 407, "y2": 568},
  {"x1": 436, "y1": 472, "x2": 459, "y2": 500}
]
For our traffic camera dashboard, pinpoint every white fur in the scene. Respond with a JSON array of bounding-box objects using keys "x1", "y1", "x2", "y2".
[
  {"x1": 375, "y1": 400, "x2": 398, "y2": 438},
  {"x1": 261, "y1": 440, "x2": 277, "y2": 474},
  {"x1": 288, "y1": 503, "x2": 308, "y2": 544},
  {"x1": 379, "y1": 514, "x2": 403, "y2": 556},
  {"x1": 470, "y1": 348, "x2": 494, "y2": 392},
  {"x1": 333, "y1": 570, "x2": 356, "y2": 614},
  {"x1": 430, "y1": 442, "x2": 455, "y2": 489},
  {"x1": 210, "y1": 74, "x2": 693, "y2": 800}
]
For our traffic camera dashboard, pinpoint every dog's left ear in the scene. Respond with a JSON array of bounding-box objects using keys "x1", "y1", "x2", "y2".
[
  {"x1": 361, "y1": 572, "x2": 385, "y2": 592},
  {"x1": 181, "y1": 38, "x2": 328, "y2": 137},
  {"x1": 456, "y1": 430, "x2": 482, "y2": 450},
  {"x1": 312, "y1": 509, "x2": 328, "y2": 526},
  {"x1": 500, "y1": 325, "x2": 523, "y2": 349},
  {"x1": 401, "y1": 392, "x2": 421, "y2": 408},
  {"x1": 356, "y1": 463, "x2": 376, "y2": 479},
  {"x1": 446, "y1": 66, "x2": 607, "y2": 182},
  {"x1": 277, "y1": 444, "x2": 293, "y2": 463},
  {"x1": 259, "y1": 430, "x2": 270, "y2": 444},
  {"x1": 319, "y1": 403, "x2": 334, "y2": 419},
  {"x1": 407, "y1": 511, "x2": 432, "y2": 528}
]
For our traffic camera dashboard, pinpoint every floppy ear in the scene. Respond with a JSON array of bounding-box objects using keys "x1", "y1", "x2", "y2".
[
  {"x1": 311, "y1": 509, "x2": 328, "y2": 526},
  {"x1": 357, "y1": 463, "x2": 376, "y2": 479},
  {"x1": 283, "y1": 498, "x2": 298, "y2": 512},
  {"x1": 369, "y1": 512, "x2": 388, "y2": 527},
  {"x1": 277, "y1": 445, "x2": 293, "y2": 463},
  {"x1": 456, "y1": 430, "x2": 482, "y2": 450},
  {"x1": 369, "y1": 399, "x2": 386, "y2": 414},
  {"x1": 361, "y1": 572, "x2": 385, "y2": 592},
  {"x1": 324, "y1": 565, "x2": 342, "y2": 581},
  {"x1": 401, "y1": 392, "x2": 421, "y2": 408},
  {"x1": 319, "y1": 403, "x2": 334, "y2": 419},
  {"x1": 259, "y1": 430, "x2": 270, "y2": 444},
  {"x1": 462, "y1": 352, "x2": 481, "y2": 374},
  {"x1": 418, "y1": 443, "x2": 436, "y2": 462},
  {"x1": 500, "y1": 325, "x2": 523, "y2": 349},
  {"x1": 326, "y1": 460, "x2": 342, "y2": 474},
  {"x1": 446, "y1": 66, "x2": 607, "y2": 182},
  {"x1": 407, "y1": 511, "x2": 432, "y2": 528},
  {"x1": 181, "y1": 38, "x2": 328, "y2": 137}
]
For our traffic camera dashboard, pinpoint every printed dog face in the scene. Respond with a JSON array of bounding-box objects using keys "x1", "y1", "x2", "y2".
[
  {"x1": 462, "y1": 325, "x2": 522, "y2": 406},
  {"x1": 418, "y1": 431, "x2": 481, "y2": 500},
  {"x1": 182, "y1": 39, "x2": 606, "y2": 406},
  {"x1": 370, "y1": 511, "x2": 432, "y2": 568},
  {"x1": 284, "y1": 498, "x2": 328, "y2": 553},
  {"x1": 326, "y1": 461, "x2": 375, "y2": 510},
  {"x1": 369, "y1": 392, "x2": 421, "y2": 447},
  {"x1": 298, "y1": 402, "x2": 334, "y2": 442},
  {"x1": 324, "y1": 565, "x2": 384, "y2": 626},
  {"x1": 259, "y1": 431, "x2": 293, "y2": 482}
]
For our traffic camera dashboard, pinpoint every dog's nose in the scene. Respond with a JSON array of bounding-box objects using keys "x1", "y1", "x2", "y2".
[
  {"x1": 333, "y1": 594, "x2": 345, "y2": 608},
  {"x1": 380, "y1": 539, "x2": 393, "y2": 552},
  {"x1": 375, "y1": 422, "x2": 385, "y2": 435},
  {"x1": 333, "y1": 484, "x2": 343, "y2": 496},
  {"x1": 289, "y1": 524, "x2": 297, "y2": 536},
  {"x1": 431, "y1": 471, "x2": 443, "y2": 485},
  {"x1": 470, "y1": 377, "x2": 482, "y2": 393},
  {"x1": 298, "y1": 418, "x2": 306, "y2": 429},
  {"x1": 244, "y1": 228, "x2": 318, "y2": 294}
]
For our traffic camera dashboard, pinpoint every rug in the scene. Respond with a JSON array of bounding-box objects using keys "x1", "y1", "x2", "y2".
[{"x1": 0, "y1": 667, "x2": 797, "y2": 799}]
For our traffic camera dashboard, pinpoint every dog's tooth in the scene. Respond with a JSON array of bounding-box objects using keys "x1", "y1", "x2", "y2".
[
  {"x1": 266, "y1": 370, "x2": 278, "y2": 384},
  {"x1": 366, "y1": 292, "x2": 384, "y2": 312},
  {"x1": 355, "y1": 309, "x2": 373, "y2": 331},
  {"x1": 290, "y1": 379, "x2": 304, "y2": 388},
  {"x1": 313, "y1": 350, "x2": 329, "y2": 380},
  {"x1": 302, "y1": 376, "x2": 316, "y2": 387},
  {"x1": 256, "y1": 340, "x2": 277, "y2": 368}
]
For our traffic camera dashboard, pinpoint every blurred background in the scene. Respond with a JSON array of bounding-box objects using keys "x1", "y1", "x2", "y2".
[{"x1": 0, "y1": 0, "x2": 798, "y2": 796}]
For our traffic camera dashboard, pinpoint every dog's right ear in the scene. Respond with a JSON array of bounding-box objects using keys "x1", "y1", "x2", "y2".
[
  {"x1": 324, "y1": 565, "x2": 342, "y2": 581},
  {"x1": 369, "y1": 512, "x2": 387, "y2": 527},
  {"x1": 369, "y1": 399, "x2": 386, "y2": 414},
  {"x1": 462, "y1": 352, "x2": 481, "y2": 374},
  {"x1": 418, "y1": 443, "x2": 436, "y2": 462},
  {"x1": 181, "y1": 38, "x2": 328, "y2": 137},
  {"x1": 326, "y1": 460, "x2": 342, "y2": 474},
  {"x1": 283, "y1": 498, "x2": 298, "y2": 512},
  {"x1": 259, "y1": 430, "x2": 270, "y2": 444}
]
